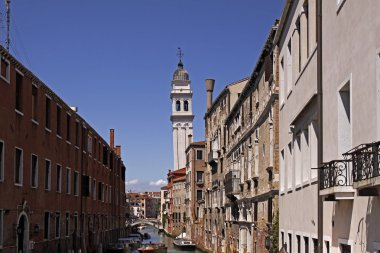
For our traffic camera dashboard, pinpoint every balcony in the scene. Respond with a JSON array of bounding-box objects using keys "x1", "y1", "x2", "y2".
[
  {"x1": 225, "y1": 170, "x2": 241, "y2": 200},
  {"x1": 208, "y1": 150, "x2": 219, "y2": 165},
  {"x1": 196, "y1": 179, "x2": 204, "y2": 187},
  {"x1": 212, "y1": 180, "x2": 219, "y2": 189},
  {"x1": 319, "y1": 160, "x2": 354, "y2": 200},
  {"x1": 344, "y1": 141, "x2": 380, "y2": 196}
]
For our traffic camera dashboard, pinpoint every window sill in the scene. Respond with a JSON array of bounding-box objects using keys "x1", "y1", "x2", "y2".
[
  {"x1": 31, "y1": 119, "x2": 39, "y2": 125},
  {"x1": 66, "y1": 141, "x2": 71, "y2": 145},
  {"x1": 15, "y1": 109, "x2": 24, "y2": 116},
  {"x1": 45, "y1": 128, "x2": 51, "y2": 133},
  {"x1": 14, "y1": 183, "x2": 23, "y2": 187},
  {"x1": 1, "y1": 75, "x2": 10, "y2": 84},
  {"x1": 31, "y1": 186, "x2": 38, "y2": 189},
  {"x1": 57, "y1": 135, "x2": 62, "y2": 140}
]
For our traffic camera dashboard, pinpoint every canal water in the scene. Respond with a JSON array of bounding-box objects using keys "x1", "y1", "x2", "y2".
[{"x1": 139, "y1": 226, "x2": 205, "y2": 253}]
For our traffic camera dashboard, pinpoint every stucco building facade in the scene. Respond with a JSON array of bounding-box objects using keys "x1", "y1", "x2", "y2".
[{"x1": 204, "y1": 78, "x2": 247, "y2": 252}]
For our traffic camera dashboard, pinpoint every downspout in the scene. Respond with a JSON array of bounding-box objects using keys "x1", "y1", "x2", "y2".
[{"x1": 317, "y1": 0, "x2": 323, "y2": 252}]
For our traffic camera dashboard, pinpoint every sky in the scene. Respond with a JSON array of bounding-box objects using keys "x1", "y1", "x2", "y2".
[{"x1": 4, "y1": 1, "x2": 284, "y2": 192}]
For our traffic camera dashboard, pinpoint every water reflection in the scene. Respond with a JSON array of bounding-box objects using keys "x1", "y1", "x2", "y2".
[{"x1": 139, "y1": 226, "x2": 204, "y2": 253}]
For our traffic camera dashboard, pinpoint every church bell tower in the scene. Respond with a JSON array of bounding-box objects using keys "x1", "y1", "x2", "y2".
[{"x1": 170, "y1": 48, "x2": 194, "y2": 170}]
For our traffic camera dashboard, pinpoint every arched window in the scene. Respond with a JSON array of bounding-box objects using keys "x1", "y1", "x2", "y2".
[
  {"x1": 176, "y1": 101, "x2": 181, "y2": 111},
  {"x1": 184, "y1": 100, "x2": 189, "y2": 111}
]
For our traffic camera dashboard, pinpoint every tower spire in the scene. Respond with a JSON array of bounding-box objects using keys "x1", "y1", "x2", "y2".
[{"x1": 177, "y1": 47, "x2": 184, "y2": 68}]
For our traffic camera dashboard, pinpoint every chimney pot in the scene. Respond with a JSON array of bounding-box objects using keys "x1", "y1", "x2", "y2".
[
  {"x1": 110, "y1": 129, "x2": 115, "y2": 149},
  {"x1": 205, "y1": 79, "x2": 215, "y2": 111}
]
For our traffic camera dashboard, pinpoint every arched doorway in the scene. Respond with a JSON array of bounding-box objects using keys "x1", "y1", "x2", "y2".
[{"x1": 17, "y1": 213, "x2": 29, "y2": 253}]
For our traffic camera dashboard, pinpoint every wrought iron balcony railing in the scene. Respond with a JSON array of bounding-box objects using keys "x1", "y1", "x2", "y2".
[
  {"x1": 343, "y1": 141, "x2": 380, "y2": 182},
  {"x1": 319, "y1": 160, "x2": 352, "y2": 190}
]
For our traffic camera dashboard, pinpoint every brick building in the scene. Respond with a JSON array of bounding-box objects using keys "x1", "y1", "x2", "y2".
[
  {"x1": 164, "y1": 168, "x2": 186, "y2": 237},
  {"x1": 184, "y1": 140, "x2": 206, "y2": 245},
  {"x1": 0, "y1": 47, "x2": 127, "y2": 253},
  {"x1": 224, "y1": 23, "x2": 279, "y2": 253}
]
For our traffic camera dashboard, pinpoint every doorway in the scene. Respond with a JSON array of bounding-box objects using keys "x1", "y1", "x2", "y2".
[{"x1": 17, "y1": 213, "x2": 29, "y2": 253}]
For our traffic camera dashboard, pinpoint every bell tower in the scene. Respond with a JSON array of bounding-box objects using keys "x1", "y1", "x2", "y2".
[{"x1": 170, "y1": 48, "x2": 194, "y2": 170}]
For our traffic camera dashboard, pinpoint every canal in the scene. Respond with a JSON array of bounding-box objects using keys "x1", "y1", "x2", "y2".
[{"x1": 139, "y1": 226, "x2": 205, "y2": 253}]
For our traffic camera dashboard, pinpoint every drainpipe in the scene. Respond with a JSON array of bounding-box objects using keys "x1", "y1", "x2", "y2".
[{"x1": 317, "y1": 0, "x2": 323, "y2": 252}]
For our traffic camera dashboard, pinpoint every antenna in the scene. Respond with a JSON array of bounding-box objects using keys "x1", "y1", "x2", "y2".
[{"x1": 6, "y1": 0, "x2": 10, "y2": 51}]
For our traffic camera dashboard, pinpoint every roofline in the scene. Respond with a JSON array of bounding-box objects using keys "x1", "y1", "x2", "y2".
[
  {"x1": 204, "y1": 77, "x2": 250, "y2": 119},
  {"x1": 0, "y1": 46, "x2": 123, "y2": 163},
  {"x1": 225, "y1": 22, "x2": 278, "y2": 125},
  {"x1": 185, "y1": 140, "x2": 206, "y2": 153},
  {"x1": 273, "y1": 0, "x2": 293, "y2": 45}
]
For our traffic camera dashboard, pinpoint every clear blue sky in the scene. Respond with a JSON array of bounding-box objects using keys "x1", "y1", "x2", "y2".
[{"x1": 5, "y1": 1, "x2": 283, "y2": 192}]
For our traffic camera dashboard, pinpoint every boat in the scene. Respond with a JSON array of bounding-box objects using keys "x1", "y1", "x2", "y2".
[
  {"x1": 173, "y1": 238, "x2": 196, "y2": 250},
  {"x1": 138, "y1": 242, "x2": 167, "y2": 253}
]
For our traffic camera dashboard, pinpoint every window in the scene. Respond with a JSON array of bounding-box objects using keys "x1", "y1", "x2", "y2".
[
  {"x1": 44, "y1": 211, "x2": 50, "y2": 239},
  {"x1": 75, "y1": 121, "x2": 79, "y2": 146},
  {"x1": 254, "y1": 202, "x2": 258, "y2": 222},
  {"x1": 45, "y1": 96, "x2": 51, "y2": 130},
  {"x1": 196, "y1": 150, "x2": 203, "y2": 160},
  {"x1": 65, "y1": 212, "x2": 70, "y2": 237},
  {"x1": 93, "y1": 179, "x2": 97, "y2": 200},
  {"x1": 196, "y1": 190, "x2": 202, "y2": 201},
  {"x1": 0, "y1": 141, "x2": 4, "y2": 182},
  {"x1": 87, "y1": 135, "x2": 92, "y2": 155},
  {"x1": 15, "y1": 71, "x2": 23, "y2": 112},
  {"x1": 196, "y1": 171, "x2": 203, "y2": 182},
  {"x1": 56, "y1": 105, "x2": 61, "y2": 136},
  {"x1": 66, "y1": 168, "x2": 71, "y2": 194},
  {"x1": 56, "y1": 164, "x2": 62, "y2": 193},
  {"x1": 14, "y1": 148, "x2": 23, "y2": 185},
  {"x1": 98, "y1": 182, "x2": 102, "y2": 201},
  {"x1": 280, "y1": 57, "x2": 285, "y2": 104},
  {"x1": 313, "y1": 238, "x2": 318, "y2": 253},
  {"x1": 268, "y1": 198, "x2": 273, "y2": 223},
  {"x1": 31, "y1": 154, "x2": 38, "y2": 188},
  {"x1": 176, "y1": 100, "x2": 181, "y2": 111},
  {"x1": 340, "y1": 244, "x2": 351, "y2": 253},
  {"x1": 295, "y1": 134, "x2": 301, "y2": 186},
  {"x1": 66, "y1": 114, "x2": 71, "y2": 142},
  {"x1": 184, "y1": 100, "x2": 189, "y2": 111},
  {"x1": 286, "y1": 40, "x2": 292, "y2": 94},
  {"x1": 288, "y1": 233, "x2": 292, "y2": 253},
  {"x1": 338, "y1": 81, "x2": 351, "y2": 155},
  {"x1": 74, "y1": 171, "x2": 79, "y2": 196},
  {"x1": 55, "y1": 212, "x2": 60, "y2": 238},
  {"x1": 74, "y1": 213, "x2": 78, "y2": 232},
  {"x1": 287, "y1": 142, "x2": 293, "y2": 189},
  {"x1": 44, "y1": 160, "x2": 51, "y2": 191},
  {"x1": 296, "y1": 235, "x2": 301, "y2": 253},
  {"x1": 325, "y1": 241, "x2": 330, "y2": 253},
  {"x1": 32, "y1": 84, "x2": 38, "y2": 121},
  {"x1": 304, "y1": 236, "x2": 309, "y2": 253},
  {"x1": 0, "y1": 57, "x2": 10, "y2": 82}
]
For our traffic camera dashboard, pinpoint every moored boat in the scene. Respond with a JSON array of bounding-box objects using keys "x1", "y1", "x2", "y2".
[
  {"x1": 138, "y1": 242, "x2": 167, "y2": 253},
  {"x1": 173, "y1": 238, "x2": 196, "y2": 250}
]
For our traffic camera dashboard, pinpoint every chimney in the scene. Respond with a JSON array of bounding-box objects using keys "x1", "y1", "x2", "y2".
[
  {"x1": 205, "y1": 79, "x2": 215, "y2": 111},
  {"x1": 188, "y1": 134, "x2": 193, "y2": 146},
  {"x1": 116, "y1": 145, "x2": 121, "y2": 157},
  {"x1": 110, "y1": 129, "x2": 115, "y2": 149}
]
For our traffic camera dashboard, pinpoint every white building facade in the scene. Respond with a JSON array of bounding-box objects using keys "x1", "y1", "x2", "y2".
[{"x1": 170, "y1": 55, "x2": 194, "y2": 170}]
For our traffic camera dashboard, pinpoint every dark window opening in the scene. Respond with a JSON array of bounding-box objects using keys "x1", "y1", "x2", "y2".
[
  {"x1": 56, "y1": 105, "x2": 61, "y2": 136},
  {"x1": 66, "y1": 114, "x2": 71, "y2": 142},
  {"x1": 15, "y1": 72, "x2": 23, "y2": 112},
  {"x1": 45, "y1": 97, "x2": 51, "y2": 129},
  {"x1": 184, "y1": 100, "x2": 189, "y2": 111},
  {"x1": 44, "y1": 212, "x2": 49, "y2": 239},
  {"x1": 32, "y1": 85, "x2": 38, "y2": 121},
  {"x1": 196, "y1": 150, "x2": 203, "y2": 160},
  {"x1": 176, "y1": 100, "x2": 181, "y2": 111}
]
